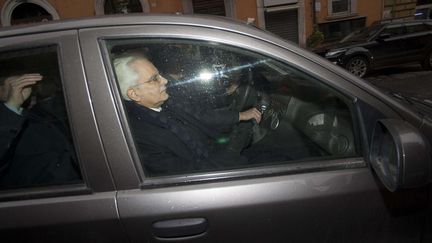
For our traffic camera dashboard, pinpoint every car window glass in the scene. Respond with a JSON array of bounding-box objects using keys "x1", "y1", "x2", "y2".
[
  {"x1": 381, "y1": 25, "x2": 405, "y2": 37},
  {"x1": 340, "y1": 23, "x2": 382, "y2": 43},
  {"x1": 0, "y1": 46, "x2": 83, "y2": 189},
  {"x1": 106, "y1": 39, "x2": 358, "y2": 177},
  {"x1": 406, "y1": 23, "x2": 430, "y2": 33}
]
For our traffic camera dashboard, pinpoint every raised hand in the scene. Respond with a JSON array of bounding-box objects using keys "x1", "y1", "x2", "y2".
[{"x1": 3, "y1": 74, "x2": 43, "y2": 110}]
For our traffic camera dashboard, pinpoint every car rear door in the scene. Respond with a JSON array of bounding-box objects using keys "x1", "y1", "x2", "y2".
[
  {"x1": 79, "y1": 23, "x2": 430, "y2": 243},
  {"x1": 0, "y1": 30, "x2": 127, "y2": 242},
  {"x1": 403, "y1": 22, "x2": 432, "y2": 62}
]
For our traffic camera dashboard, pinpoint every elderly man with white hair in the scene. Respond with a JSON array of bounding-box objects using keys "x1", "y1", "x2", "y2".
[{"x1": 114, "y1": 54, "x2": 261, "y2": 175}]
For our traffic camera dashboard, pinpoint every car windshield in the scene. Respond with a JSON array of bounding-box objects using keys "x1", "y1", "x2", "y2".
[{"x1": 340, "y1": 23, "x2": 383, "y2": 43}]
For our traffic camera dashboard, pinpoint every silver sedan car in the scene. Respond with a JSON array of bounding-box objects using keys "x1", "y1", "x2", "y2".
[{"x1": 0, "y1": 14, "x2": 431, "y2": 243}]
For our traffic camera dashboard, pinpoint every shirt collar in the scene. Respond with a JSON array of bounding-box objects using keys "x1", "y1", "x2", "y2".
[{"x1": 151, "y1": 107, "x2": 162, "y2": 112}]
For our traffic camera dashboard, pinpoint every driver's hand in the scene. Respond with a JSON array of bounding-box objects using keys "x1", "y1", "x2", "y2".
[
  {"x1": 239, "y1": 107, "x2": 261, "y2": 123},
  {"x1": 3, "y1": 74, "x2": 43, "y2": 110}
]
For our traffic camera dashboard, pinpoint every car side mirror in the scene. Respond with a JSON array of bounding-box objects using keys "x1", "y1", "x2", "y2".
[{"x1": 370, "y1": 119, "x2": 431, "y2": 192}]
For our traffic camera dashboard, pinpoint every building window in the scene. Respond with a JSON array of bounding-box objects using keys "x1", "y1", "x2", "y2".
[
  {"x1": 332, "y1": 0, "x2": 349, "y2": 13},
  {"x1": 10, "y1": 3, "x2": 52, "y2": 25},
  {"x1": 319, "y1": 17, "x2": 365, "y2": 42},
  {"x1": 104, "y1": 0, "x2": 143, "y2": 14},
  {"x1": 329, "y1": 0, "x2": 355, "y2": 16},
  {"x1": 1, "y1": 0, "x2": 60, "y2": 27},
  {"x1": 192, "y1": 0, "x2": 226, "y2": 16},
  {"x1": 418, "y1": 0, "x2": 432, "y2": 5}
]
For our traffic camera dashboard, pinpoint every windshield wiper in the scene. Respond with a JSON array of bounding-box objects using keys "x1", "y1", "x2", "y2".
[{"x1": 389, "y1": 92, "x2": 432, "y2": 116}]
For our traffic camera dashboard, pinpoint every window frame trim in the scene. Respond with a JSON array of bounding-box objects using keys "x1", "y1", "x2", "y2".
[
  {"x1": 100, "y1": 36, "x2": 366, "y2": 188},
  {"x1": 83, "y1": 24, "x2": 402, "y2": 190},
  {"x1": 0, "y1": 30, "x2": 115, "y2": 200},
  {"x1": 139, "y1": 157, "x2": 366, "y2": 189},
  {"x1": 328, "y1": 0, "x2": 357, "y2": 17}
]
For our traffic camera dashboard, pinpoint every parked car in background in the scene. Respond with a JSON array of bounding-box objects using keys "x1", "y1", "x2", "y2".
[
  {"x1": 0, "y1": 15, "x2": 431, "y2": 243},
  {"x1": 315, "y1": 19, "x2": 432, "y2": 77}
]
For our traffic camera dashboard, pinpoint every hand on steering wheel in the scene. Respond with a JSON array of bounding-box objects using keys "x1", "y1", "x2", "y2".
[{"x1": 239, "y1": 107, "x2": 261, "y2": 124}]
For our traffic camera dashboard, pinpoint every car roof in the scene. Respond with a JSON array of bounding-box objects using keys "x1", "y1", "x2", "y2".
[
  {"x1": 380, "y1": 18, "x2": 432, "y2": 26},
  {"x1": 0, "y1": 13, "x2": 353, "y2": 89},
  {"x1": 0, "y1": 13, "x2": 310, "y2": 63},
  {"x1": 0, "y1": 14, "x2": 263, "y2": 38}
]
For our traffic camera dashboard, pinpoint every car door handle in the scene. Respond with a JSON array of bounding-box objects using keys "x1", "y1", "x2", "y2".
[{"x1": 152, "y1": 218, "x2": 208, "y2": 238}]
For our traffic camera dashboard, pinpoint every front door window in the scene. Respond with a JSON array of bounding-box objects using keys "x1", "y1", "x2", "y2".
[{"x1": 105, "y1": 38, "x2": 359, "y2": 178}]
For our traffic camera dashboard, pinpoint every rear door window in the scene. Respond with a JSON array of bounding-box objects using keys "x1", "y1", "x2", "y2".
[
  {"x1": 406, "y1": 23, "x2": 431, "y2": 33},
  {"x1": 0, "y1": 46, "x2": 83, "y2": 189}
]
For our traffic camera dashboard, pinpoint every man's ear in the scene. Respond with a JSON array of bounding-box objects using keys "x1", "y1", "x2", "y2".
[{"x1": 127, "y1": 88, "x2": 140, "y2": 102}]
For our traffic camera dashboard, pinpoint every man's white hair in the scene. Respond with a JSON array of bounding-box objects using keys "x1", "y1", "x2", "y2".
[{"x1": 113, "y1": 55, "x2": 143, "y2": 101}]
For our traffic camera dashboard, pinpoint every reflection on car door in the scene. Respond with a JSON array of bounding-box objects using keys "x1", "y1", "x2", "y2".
[{"x1": 79, "y1": 24, "x2": 429, "y2": 243}]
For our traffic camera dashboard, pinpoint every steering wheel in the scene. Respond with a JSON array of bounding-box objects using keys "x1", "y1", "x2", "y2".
[
  {"x1": 234, "y1": 84, "x2": 278, "y2": 129},
  {"x1": 226, "y1": 84, "x2": 276, "y2": 153}
]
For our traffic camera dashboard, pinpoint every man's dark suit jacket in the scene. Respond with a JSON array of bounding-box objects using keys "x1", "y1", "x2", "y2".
[
  {"x1": 125, "y1": 100, "x2": 241, "y2": 176},
  {"x1": 0, "y1": 97, "x2": 81, "y2": 188}
]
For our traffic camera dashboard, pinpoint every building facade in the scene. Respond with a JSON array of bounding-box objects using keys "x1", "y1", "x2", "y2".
[{"x1": 0, "y1": 0, "x2": 427, "y2": 47}]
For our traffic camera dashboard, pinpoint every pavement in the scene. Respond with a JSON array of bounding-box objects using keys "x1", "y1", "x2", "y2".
[{"x1": 366, "y1": 65, "x2": 432, "y2": 100}]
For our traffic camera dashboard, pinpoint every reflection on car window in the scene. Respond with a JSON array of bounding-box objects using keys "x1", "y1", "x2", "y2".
[
  {"x1": 381, "y1": 25, "x2": 405, "y2": 37},
  {"x1": 107, "y1": 39, "x2": 358, "y2": 177},
  {"x1": 0, "y1": 46, "x2": 82, "y2": 189},
  {"x1": 340, "y1": 23, "x2": 382, "y2": 43},
  {"x1": 406, "y1": 23, "x2": 430, "y2": 33}
]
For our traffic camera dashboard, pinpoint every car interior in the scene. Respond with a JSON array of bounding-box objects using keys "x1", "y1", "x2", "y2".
[
  {"x1": 108, "y1": 38, "x2": 359, "y2": 175},
  {"x1": 0, "y1": 46, "x2": 82, "y2": 189}
]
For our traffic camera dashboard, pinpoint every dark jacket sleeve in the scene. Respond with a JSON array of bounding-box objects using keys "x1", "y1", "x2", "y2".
[
  {"x1": 193, "y1": 106, "x2": 239, "y2": 130},
  {"x1": 168, "y1": 99, "x2": 239, "y2": 132},
  {"x1": 0, "y1": 104, "x2": 26, "y2": 170}
]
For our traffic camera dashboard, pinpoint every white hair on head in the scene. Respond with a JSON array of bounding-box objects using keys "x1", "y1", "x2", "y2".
[{"x1": 113, "y1": 55, "x2": 142, "y2": 101}]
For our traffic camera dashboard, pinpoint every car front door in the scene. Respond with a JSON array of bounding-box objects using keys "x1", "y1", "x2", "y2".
[
  {"x1": 79, "y1": 23, "x2": 430, "y2": 243},
  {"x1": 0, "y1": 31, "x2": 127, "y2": 242},
  {"x1": 369, "y1": 24, "x2": 408, "y2": 68}
]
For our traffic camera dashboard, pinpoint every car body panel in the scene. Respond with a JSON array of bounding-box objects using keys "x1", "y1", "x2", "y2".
[
  {"x1": 0, "y1": 15, "x2": 430, "y2": 243},
  {"x1": 1, "y1": 191, "x2": 127, "y2": 243},
  {"x1": 78, "y1": 23, "x2": 403, "y2": 186},
  {"x1": 0, "y1": 29, "x2": 125, "y2": 242},
  {"x1": 117, "y1": 168, "x2": 429, "y2": 243},
  {"x1": 78, "y1": 21, "x2": 430, "y2": 242}
]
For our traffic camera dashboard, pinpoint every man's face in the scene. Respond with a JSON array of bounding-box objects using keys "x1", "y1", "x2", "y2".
[{"x1": 128, "y1": 59, "x2": 169, "y2": 108}]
